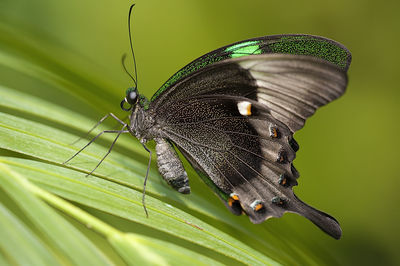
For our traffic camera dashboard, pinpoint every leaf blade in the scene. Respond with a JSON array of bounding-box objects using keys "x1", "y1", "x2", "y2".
[{"x1": 0, "y1": 163, "x2": 113, "y2": 266}]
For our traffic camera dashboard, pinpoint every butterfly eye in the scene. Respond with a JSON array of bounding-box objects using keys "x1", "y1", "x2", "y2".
[
  {"x1": 126, "y1": 90, "x2": 138, "y2": 104},
  {"x1": 120, "y1": 89, "x2": 138, "y2": 111}
]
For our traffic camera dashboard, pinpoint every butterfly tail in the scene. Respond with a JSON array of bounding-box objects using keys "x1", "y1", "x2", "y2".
[{"x1": 290, "y1": 193, "x2": 342, "y2": 239}]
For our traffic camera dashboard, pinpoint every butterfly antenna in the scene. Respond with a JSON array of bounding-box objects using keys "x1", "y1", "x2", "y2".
[
  {"x1": 121, "y1": 54, "x2": 136, "y2": 84},
  {"x1": 128, "y1": 4, "x2": 138, "y2": 88}
]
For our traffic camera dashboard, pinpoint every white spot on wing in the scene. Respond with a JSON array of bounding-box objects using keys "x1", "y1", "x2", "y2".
[{"x1": 237, "y1": 101, "x2": 252, "y2": 116}]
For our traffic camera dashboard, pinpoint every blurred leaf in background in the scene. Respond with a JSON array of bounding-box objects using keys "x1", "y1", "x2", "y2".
[{"x1": 0, "y1": 0, "x2": 399, "y2": 265}]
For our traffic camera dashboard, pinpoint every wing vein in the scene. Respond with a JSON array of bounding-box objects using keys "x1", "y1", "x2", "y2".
[
  {"x1": 163, "y1": 128, "x2": 282, "y2": 168},
  {"x1": 219, "y1": 153, "x2": 264, "y2": 200},
  {"x1": 165, "y1": 116, "x2": 264, "y2": 127},
  {"x1": 200, "y1": 123, "x2": 270, "y2": 140},
  {"x1": 227, "y1": 150, "x2": 282, "y2": 195}
]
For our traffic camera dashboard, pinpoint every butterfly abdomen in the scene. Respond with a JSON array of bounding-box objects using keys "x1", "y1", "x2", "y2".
[{"x1": 155, "y1": 138, "x2": 190, "y2": 194}]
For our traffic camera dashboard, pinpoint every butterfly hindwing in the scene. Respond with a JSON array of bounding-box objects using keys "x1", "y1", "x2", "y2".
[
  {"x1": 149, "y1": 54, "x2": 347, "y2": 239},
  {"x1": 159, "y1": 96, "x2": 296, "y2": 216}
]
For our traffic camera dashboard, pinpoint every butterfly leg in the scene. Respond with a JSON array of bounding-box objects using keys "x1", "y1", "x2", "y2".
[
  {"x1": 141, "y1": 141, "x2": 152, "y2": 218},
  {"x1": 64, "y1": 127, "x2": 128, "y2": 163},
  {"x1": 71, "y1": 113, "x2": 127, "y2": 145},
  {"x1": 155, "y1": 138, "x2": 190, "y2": 194},
  {"x1": 85, "y1": 125, "x2": 128, "y2": 177}
]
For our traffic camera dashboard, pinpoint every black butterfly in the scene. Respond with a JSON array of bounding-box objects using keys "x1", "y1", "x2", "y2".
[{"x1": 67, "y1": 33, "x2": 351, "y2": 239}]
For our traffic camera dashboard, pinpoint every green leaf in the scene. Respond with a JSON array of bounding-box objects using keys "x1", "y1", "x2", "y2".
[
  {"x1": 0, "y1": 163, "x2": 112, "y2": 266},
  {"x1": 0, "y1": 203, "x2": 59, "y2": 265}
]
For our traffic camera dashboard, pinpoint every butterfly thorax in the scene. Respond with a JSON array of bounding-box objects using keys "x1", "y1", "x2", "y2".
[{"x1": 128, "y1": 96, "x2": 157, "y2": 142}]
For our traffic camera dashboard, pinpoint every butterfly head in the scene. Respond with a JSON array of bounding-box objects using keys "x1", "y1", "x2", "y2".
[{"x1": 120, "y1": 87, "x2": 138, "y2": 111}]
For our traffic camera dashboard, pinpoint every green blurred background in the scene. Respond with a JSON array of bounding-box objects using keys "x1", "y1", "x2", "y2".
[{"x1": 1, "y1": 0, "x2": 399, "y2": 265}]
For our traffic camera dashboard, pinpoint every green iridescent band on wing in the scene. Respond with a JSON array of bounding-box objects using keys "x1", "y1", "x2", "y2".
[
  {"x1": 151, "y1": 34, "x2": 351, "y2": 102},
  {"x1": 151, "y1": 53, "x2": 229, "y2": 101},
  {"x1": 267, "y1": 35, "x2": 350, "y2": 70},
  {"x1": 225, "y1": 40, "x2": 262, "y2": 58}
]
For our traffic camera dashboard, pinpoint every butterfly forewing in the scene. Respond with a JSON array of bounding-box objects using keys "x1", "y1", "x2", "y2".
[
  {"x1": 153, "y1": 55, "x2": 347, "y2": 131},
  {"x1": 238, "y1": 55, "x2": 348, "y2": 131},
  {"x1": 151, "y1": 34, "x2": 351, "y2": 103}
]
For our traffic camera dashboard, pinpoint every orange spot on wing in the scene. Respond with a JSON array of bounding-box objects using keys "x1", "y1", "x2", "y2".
[
  {"x1": 228, "y1": 198, "x2": 234, "y2": 207},
  {"x1": 246, "y1": 104, "x2": 252, "y2": 115},
  {"x1": 272, "y1": 128, "x2": 278, "y2": 138},
  {"x1": 254, "y1": 203, "x2": 263, "y2": 211},
  {"x1": 228, "y1": 194, "x2": 239, "y2": 207}
]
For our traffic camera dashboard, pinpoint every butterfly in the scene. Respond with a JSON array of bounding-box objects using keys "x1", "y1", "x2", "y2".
[{"x1": 66, "y1": 32, "x2": 351, "y2": 239}]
